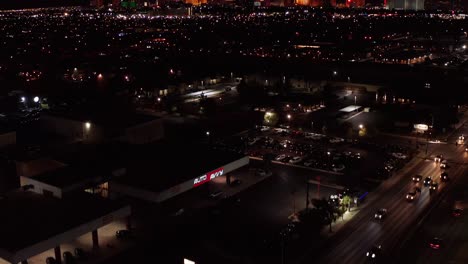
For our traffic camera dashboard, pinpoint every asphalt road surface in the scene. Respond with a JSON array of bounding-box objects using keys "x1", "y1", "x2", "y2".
[
  {"x1": 395, "y1": 129, "x2": 468, "y2": 264},
  {"x1": 297, "y1": 122, "x2": 468, "y2": 264}
]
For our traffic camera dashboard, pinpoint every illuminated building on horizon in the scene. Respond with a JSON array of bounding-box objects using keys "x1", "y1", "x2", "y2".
[{"x1": 388, "y1": 0, "x2": 425, "y2": 10}]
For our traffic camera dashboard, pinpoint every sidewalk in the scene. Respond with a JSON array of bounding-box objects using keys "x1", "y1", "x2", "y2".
[{"x1": 320, "y1": 207, "x2": 361, "y2": 239}]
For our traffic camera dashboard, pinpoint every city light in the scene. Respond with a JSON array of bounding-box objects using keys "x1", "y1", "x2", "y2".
[
  {"x1": 85, "y1": 122, "x2": 91, "y2": 130},
  {"x1": 33, "y1": 96, "x2": 39, "y2": 103},
  {"x1": 20, "y1": 97, "x2": 26, "y2": 103}
]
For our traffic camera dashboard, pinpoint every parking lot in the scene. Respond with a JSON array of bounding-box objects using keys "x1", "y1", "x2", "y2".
[{"x1": 229, "y1": 126, "x2": 414, "y2": 188}]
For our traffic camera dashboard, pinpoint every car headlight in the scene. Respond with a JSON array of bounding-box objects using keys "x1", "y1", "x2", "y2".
[{"x1": 372, "y1": 253, "x2": 375, "y2": 258}]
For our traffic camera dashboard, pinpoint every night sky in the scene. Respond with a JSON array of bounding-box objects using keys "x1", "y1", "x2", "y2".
[{"x1": 0, "y1": 0, "x2": 89, "y2": 9}]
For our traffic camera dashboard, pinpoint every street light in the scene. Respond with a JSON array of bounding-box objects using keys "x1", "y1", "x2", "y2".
[
  {"x1": 359, "y1": 124, "x2": 364, "y2": 129},
  {"x1": 20, "y1": 97, "x2": 26, "y2": 103},
  {"x1": 206, "y1": 131, "x2": 210, "y2": 136},
  {"x1": 333, "y1": 71, "x2": 337, "y2": 76},
  {"x1": 33, "y1": 96, "x2": 39, "y2": 103},
  {"x1": 287, "y1": 114, "x2": 292, "y2": 120}
]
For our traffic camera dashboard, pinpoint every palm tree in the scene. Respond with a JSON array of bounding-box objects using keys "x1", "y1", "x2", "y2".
[{"x1": 342, "y1": 195, "x2": 352, "y2": 212}]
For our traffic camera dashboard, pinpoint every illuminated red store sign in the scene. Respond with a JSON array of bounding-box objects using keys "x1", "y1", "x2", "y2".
[{"x1": 193, "y1": 167, "x2": 224, "y2": 187}]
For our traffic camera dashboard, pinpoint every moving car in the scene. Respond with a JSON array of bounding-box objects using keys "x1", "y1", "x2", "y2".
[
  {"x1": 374, "y1": 208, "x2": 387, "y2": 220},
  {"x1": 434, "y1": 155, "x2": 442, "y2": 163},
  {"x1": 429, "y1": 237, "x2": 443, "y2": 250},
  {"x1": 453, "y1": 208, "x2": 463, "y2": 217},
  {"x1": 440, "y1": 160, "x2": 448, "y2": 169},
  {"x1": 366, "y1": 245, "x2": 382, "y2": 260},
  {"x1": 406, "y1": 191, "x2": 417, "y2": 202},
  {"x1": 440, "y1": 172, "x2": 449, "y2": 182},
  {"x1": 423, "y1": 177, "x2": 432, "y2": 187},
  {"x1": 412, "y1": 175, "x2": 422, "y2": 183}
]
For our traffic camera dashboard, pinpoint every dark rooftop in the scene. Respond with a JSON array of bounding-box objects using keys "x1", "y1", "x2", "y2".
[
  {"x1": 44, "y1": 109, "x2": 159, "y2": 130},
  {"x1": 31, "y1": 165, "x2": 106, "y2": 189},
  {"x1": 0, "y1": 190, "x2": 128, "y2": 253},
  {"x1": 113, "y1": 142, "x2": 246, "y2": 193}
]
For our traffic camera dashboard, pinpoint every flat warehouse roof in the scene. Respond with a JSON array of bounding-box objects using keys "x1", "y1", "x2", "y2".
[
  {"x1": 339, "y1": 105, "x2": 361, "y2": 112},
  {"x1": 0, "y1": 190, "x2": 130, "y2": 263},
  {"x1": 114, "y1": 143, "x2": 247, "y2": 193}
]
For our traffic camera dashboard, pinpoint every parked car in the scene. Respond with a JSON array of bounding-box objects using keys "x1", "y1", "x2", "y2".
[
  {"x1": 256, "y1": 169, "x2": 271, "y2": 177},
  {"x1": 230, "y1": 179, "x2": 242, "y2": 186},
  {"x1": 332, "y1": 164, "x2": 345, "y2": 172},
  {"x1": 63, "y1": 251, "x2": 75, "y2": 264},
  {"x1": 46, "y1": 257, "x2": 57, "y2": 264},
  {"x1": 116, "y1": 229, "x2": 132, "y2": 239},
  {"x1": 209, "y1": 191, "x2": 224, "y2": 199},
  {"x1": 289, "y1": 156, "x2": 303, "y2": 164},
  {"x1": 275, "y1": 154, "x2": 287, "y2": 162},
  {"x1": 74, "y1": 248, "x2": 86, "y2": 260}
]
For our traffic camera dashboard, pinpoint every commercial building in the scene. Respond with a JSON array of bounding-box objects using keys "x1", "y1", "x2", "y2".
[
  {"x1": 0, "y1": 190, "x2": 130, "y2": 264},
  {"x1": 40, "y1": 111, "x2": 164, "y2": 144},
  {"x1": 110, "y1": 143, "x2": 249, "y2": 203},
  {"x1": 388, "y1": 0, "x2": 425, "y2": 10}
]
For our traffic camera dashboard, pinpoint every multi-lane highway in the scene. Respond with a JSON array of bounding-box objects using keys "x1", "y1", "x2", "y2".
[
  {"x1": 298, "y1": 122, "x2": 468, "y2": 264},
  {"x1": 395, "y1": 132, "x2": 468, "y2": 263}
]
